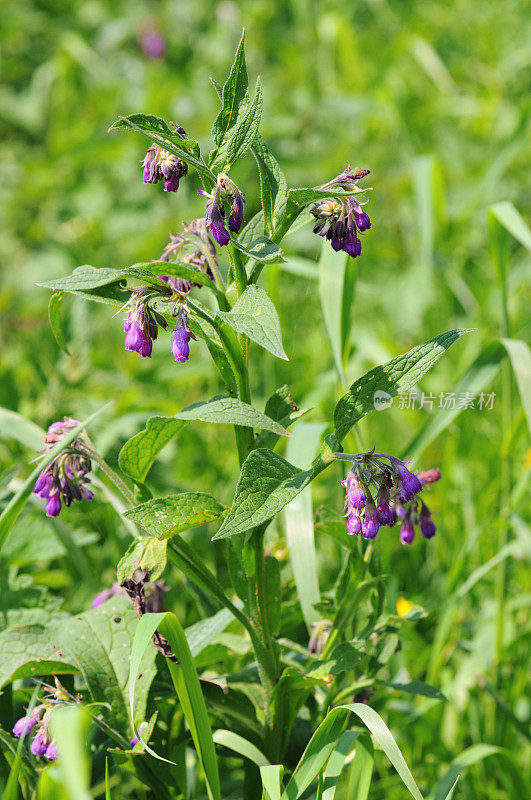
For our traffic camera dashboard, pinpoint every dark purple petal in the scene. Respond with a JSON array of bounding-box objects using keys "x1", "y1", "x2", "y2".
[
  {"x1": 45, "y1": 493, "x2": 62, "y2": 518},
  {"x1": 228, "y1": 192, "x2": 244, "y2": 232},
  {"x1": 139, "y1": 335, "x2": 153, "y2": 359},
  {"x1": 400, "y1": 518, "x2": 415, "y2": 545},
  {"x1": 125, "y1": 322, "x2": 144, "y2": 353},
  {"x1": 361, "y1": 508, "x2": 379, "y2": 540},
  {"x1": 164, "y1": 175, "x2": 180, "y2": 192},
  {"x1": 171, "y1": 327, "x2": 190, "y2": 363},
  {"x1": 354, "y1": 211, "x2": 371, "y2": 232}
]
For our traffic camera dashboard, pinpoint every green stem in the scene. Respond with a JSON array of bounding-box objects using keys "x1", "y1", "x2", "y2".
[{"x1": 229, "y1": 241, "x2": 248, "y2": 297}]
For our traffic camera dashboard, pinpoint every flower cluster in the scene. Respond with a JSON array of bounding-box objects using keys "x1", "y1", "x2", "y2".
[
  {"x1": 123, "y1": 288, "x2": 167, "y2": 359},
  {"x1": 199, "y1": 173, "x2": 245, "y2": 246},
  {"x1": 311, "y1": 166, "x2": 372, "y2": 259},
  {"x1": 12, "y1": 679, "x2": 72, "y2": 760},
  {"x1": 33, "y1": 418, "x2": 94, "y2": 518},
  {"x1": 342, "y1": 452, "x2": 440, "y2": 544},
  {"x1": 141, "y1": 136, "x2": 188, "y2": 192}
]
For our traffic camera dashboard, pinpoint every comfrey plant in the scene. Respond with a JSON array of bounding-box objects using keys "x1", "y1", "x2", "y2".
[{"x1": 8, "y1": 32, "x2": 474, "y2": 799}]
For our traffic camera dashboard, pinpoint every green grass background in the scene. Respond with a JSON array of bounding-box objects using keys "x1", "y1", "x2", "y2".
[{"x1": 1, "y1": 0, "x2": 529, "y2": 797}]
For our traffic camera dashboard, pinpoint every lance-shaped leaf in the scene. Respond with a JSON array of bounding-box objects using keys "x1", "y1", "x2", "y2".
[
  {"x1": 211, "y1": 30, "x2": 248, "y2": 149},
  {"x1": 124, "y1": 492, "x2": 227, "y2": 539},
  {"x1": 212, "y1": 449, "x2": 327, "y2": 540},
  {"x1": 119, "y1": 417, "x2": 188, "y2": 483},
  {"x1": 252, "y1": 135, "x2": 289, "y2": 235},
  {"x1": 217, "y1": 286, "x2": 288, "y2": 360},
  {"x1": 39, "y1": 262, "x2": 217, "y2": 294},
  {"x1": 109, "y1": 113, "x2": 215, "y2": 184},
  {"x1": 212, "y1": 76, "x2": 263, "y2": 171},
  {"x1": 175, "y1": 394, "x2": 290, "y2": 435},
  {"x1": 334, "y1": 329, "x2": 474, "y2": 442},
  {"x1": 255, "y1": 385, "x2": 312, "y2": 450}
]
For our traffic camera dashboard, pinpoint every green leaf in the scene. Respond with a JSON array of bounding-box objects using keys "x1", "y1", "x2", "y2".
[
  {"x1": 124, "y1": 492, "x2": 227, "y2": 539},
  {"x1": 213, "y1": 729, "x2": 270, "y2": 768},
  {"x1": 130, "y1": 612, "x2": 221, "y2": 800},
  {"x1": 185, "y1": 607, "x2": 239, "y2": 658},
  {"x1": 385, "y1": 680, "x2": 447, "y2": 701},
  {"x1": 340, "y1": 704, "x2": 425, "y2": 800},
  {"x1": 334, "y1": 329, "x2": 474, "y2": 442},
  {"x1": 261, "y1": 765, "x2": 284, "y2": 800},
  {"x1": 49, "y1": 706, "x2": 92, "y2": 800},
  {"x1": 501, "y1": 338, "x2": 531, "y2": 436},
  {"x1": 489, "y1": 201, "x2": 531, "y2": 251},
  {"x1": 0, "y1": 598, "x2": 157, "y2": 731},
  {"x1": 283, "y1": 423, "x2": 326, "y2": 629},
  {"x1": 119, "y1": 417, "x2": 188, "y2": 483},
  {"x1": 217, "y1": 286, "x2": 288, "y2": 360},
  {"x1": 175, "y1": 394, "x2": 290, "y2": 435},
  {"x1": 39, "y1": 261, "x2": 217, "y2": 295},
  {"x1": 48, "y1": 292, "x2": 70, "y2": 354},
  {"x1": 404, "y1": 342, "x2": 504, "y2": 459},
  {"x1": 434, "y1": 745, "x2": 502, "y2": 800},
  {"x1": 211, "y1": 30, "x2": 248, "y2": 149},
  {"x1": 239, "y1": 209, "x2": 265, "y2": 247},
  {"x1": 215, "y1": 76, "x2": 262, "y2": 170},
  {"x1": 252, "y1": 135, "x2": 289, "y2": 235},
  {"x1": 287, "y1": 187, "x2": 366, "y2": 206},
  {"x1": 0, "y1": 407, "x2": 44, "y2": 450},
  {"x1": 117, "y1": 536, "x2": 168, "y2": 582},
  {"x1": 337, "y1": 732, "x2": 373, "y2": 800},
  {"x1": 282, "y1": 707, "x2": 348, "y2": 800},
  {"x1": 322, "y1": 731, "x2": 360, "y2": 800},
  {"x1": 0, "y1": 404, "x2": 110, "y2": 550},
  {"x1": 232, "y1": 235, "x2": 285, "y2": 263},
  {"x1": 109, "y1": 113, "x2": 215, "y2": 183},
  {"x1": 212, "y1": 449, "x2": 324, "y2": 540},
  {"x1": 255, "y1": 385, "x2": 312, "y2": 450}
]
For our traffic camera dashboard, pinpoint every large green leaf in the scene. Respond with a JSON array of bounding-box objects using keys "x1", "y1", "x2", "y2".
[
  {"x1": 212, "y1": 729, "x2": 270, "y2": 768},
  {"x1": 119, "y1": 417, "x2": 188, "y2": 483},
  {"x1": 117, "y1": 536, "x2": 168, "y2": 582},
  {"x1": 124, "y1": 492, "x2": 227, "y2": 539},
  {"x1": 175, "y1": 394, "x2": 290, "y2": 435},
  {"x1": 255, "y1": 385, "x2": 312, "y2": 450},
  {"x1": 287, "y1": 187, "x2": 367, "y2": 206},
  {"x1": 321, "y1": 731, "x2": 360, "y2": 800},
  {"x1": 217, "y1": 286, "x2": 288, "y2": 360},
  {"x1": 0, "y1": 405, "x2": 109, "y2": 549},
  {"x1": 252, "y1": 135, "x2": 288, "y2": 235},
  {"x1": 334, "y1": 329, "x2": 473, "y2": 442},
  {"x1": 39, "y1": 261, "x2": 217, "y2": 295},
  {"x1": 212, "y1": 449, "x2": 326, "y2": 540},
  {"x1": 0, "y1": 597, "x2": 157, "y2": 731}
]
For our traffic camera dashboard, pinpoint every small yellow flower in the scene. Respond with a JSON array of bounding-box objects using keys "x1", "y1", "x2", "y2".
[{"x1": 396, "y1": 597, "x2": 414, "y2": 617}]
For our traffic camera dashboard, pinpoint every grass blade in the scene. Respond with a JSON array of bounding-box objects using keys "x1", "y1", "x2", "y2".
[
  {"x1": 283, "y1": 422, "x2": 326, "y2": 629},
  {"x1": 130, "y1": 612, "x2": 221, "y2": 800},
  {"x1": 213, "y1": 729, "x2": 270, "y2": 768},
  {"x1": 49, "y1": 705, "x2": 92, "y2": 800}
]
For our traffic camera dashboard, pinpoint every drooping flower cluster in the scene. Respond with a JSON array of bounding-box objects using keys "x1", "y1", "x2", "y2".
[
  {"x1": 311, "y1": 166, "x2": 372, "y2": 259},
  {"x1": 33, "y1": 418, "x2": 94, "y2": 518},
  {"x1": 342, "y1": 452, "x2": 440, "y2": 544},
  {"x1": 141, "y1": 134, "x2": 188, "y2": 192},
  {"x1": 12, "y1": 679, "x2": 72, "y2": 761},
  {"x1": 123, "y1": 288, "x2": 167, "y2": 359},
  {"x1": 199, "y1": 173, "x2": 245, "y2": 246}
]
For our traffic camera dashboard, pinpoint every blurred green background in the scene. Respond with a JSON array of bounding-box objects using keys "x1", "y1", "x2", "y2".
[{"x1": 1, "y1": 1, "x2": 529, "y2": 797}]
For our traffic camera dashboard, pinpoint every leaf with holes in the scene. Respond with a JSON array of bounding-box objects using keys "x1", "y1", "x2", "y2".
[
  {"x1": 124, "y1": 493, "x2": 227, "y2": 539},
  {"x1": 175, "y1": 394, "x2": 290, "y2": 435},
  {"x1": 217, "y1": 286, "x2": 288, "y2": 360}
]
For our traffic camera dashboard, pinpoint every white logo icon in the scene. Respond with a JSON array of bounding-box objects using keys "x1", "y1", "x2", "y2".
[{"x1": 373, "y1": 390, "x2": 393, "y2": 411}]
